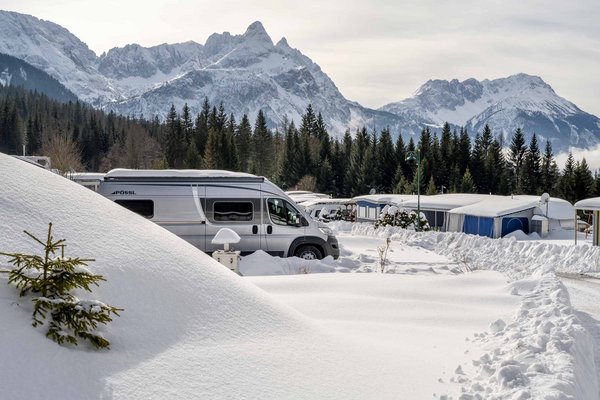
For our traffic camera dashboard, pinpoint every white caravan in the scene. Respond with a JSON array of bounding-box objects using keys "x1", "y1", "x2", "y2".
[{"x1": 98, "y1": 169, "x2": 339, "y2": 260}]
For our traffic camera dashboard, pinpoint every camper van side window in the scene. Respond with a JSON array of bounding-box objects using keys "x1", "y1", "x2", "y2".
[
  {"x1": 213, "y1": 202, "x2": 253, "y2": 222},
  {"x1": 115, "y1": 200, "x2": 154, "y2": 218},
  {"x1": 267, "y1": 198, "x2": 300, "y2": 226}
]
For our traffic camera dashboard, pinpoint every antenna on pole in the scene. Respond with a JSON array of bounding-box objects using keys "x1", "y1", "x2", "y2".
[{"x1": 540, "y1": 192, "x2": 550, "y2": 217}]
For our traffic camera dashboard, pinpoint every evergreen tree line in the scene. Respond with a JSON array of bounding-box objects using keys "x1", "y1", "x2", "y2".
[{"x1": 1, "y1": 84, "x2": 599, "y2": 204}]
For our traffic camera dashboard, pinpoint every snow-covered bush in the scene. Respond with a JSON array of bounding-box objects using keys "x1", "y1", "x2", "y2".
[
  {"x1": 0, "y1": 223, "x2": 122, "y2": 349},
  {"x1": 319, "y1": 207, "x2": 347, "y2": 223},
  {"x1": 374, "y1": 206, "x2": 430, "y2": 231}
]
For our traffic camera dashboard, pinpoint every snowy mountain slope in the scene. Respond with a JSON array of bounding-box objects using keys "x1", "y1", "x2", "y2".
[
  {"x1": 0, "y1": 11, "x2": 116, "y2": 104},
  {"x1": 381, "y1": 74, "x2": 600, "y2": 151},
  {"x1": 0, "y1": 53, "x2": 78, "y2": 103}
]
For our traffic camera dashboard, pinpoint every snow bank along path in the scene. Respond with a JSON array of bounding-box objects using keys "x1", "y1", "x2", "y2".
[
  {"x1": 352, "y1": 224, "x2": 599, "y2": 399},
  {"x1": 0, "y1": 153, "x2": 394, "y2": 400}
]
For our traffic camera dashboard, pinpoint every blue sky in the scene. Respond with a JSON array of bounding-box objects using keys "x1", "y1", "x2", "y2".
[{"x1": 3, "y1": 0, "x2": 600, "y2": 119}]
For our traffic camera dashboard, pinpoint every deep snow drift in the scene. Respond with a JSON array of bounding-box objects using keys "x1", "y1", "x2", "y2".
[{"x1": 0, "y1": 154, "x2": 398, "y2": 399}]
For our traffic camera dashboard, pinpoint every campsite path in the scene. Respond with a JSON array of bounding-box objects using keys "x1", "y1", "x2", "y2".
[{"x1": 561, "y1": 276, "x2": 600, "y2": 398}]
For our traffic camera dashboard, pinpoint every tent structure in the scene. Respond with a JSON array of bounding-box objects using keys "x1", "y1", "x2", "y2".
[
  {"x1": 512, "y1": 195, "x2": 574, "y2": 230},
  {"x1": 574, "y1": 197, "x2": 600, "y2": 246},
  {"x1": 352, "y1": 194, "x2": 417, "y2": 222},
  {"x1": 402, "y1": 194, "x2": 491, "y2": 230},
  {"x1": 446, "y1": 197, "x2": 540, "y2": 238}
]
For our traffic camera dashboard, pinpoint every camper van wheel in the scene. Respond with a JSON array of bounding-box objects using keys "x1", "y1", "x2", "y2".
[{"x1": 295, "y1": 245, "x2": 322, "y2": 260}]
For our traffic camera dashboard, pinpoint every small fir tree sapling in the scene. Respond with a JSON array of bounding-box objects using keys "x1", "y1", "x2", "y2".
[
  {"x1": 0, "y1": 223, "x2": 122, "y2": 349},
  {"x1": 377, "y1": 236, "x2": 392, "y2": 273}
]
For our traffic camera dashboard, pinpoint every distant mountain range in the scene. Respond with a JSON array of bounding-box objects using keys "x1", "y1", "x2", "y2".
[{"x1": 0, "y1": 10, "x2": 599, "y2": 152}]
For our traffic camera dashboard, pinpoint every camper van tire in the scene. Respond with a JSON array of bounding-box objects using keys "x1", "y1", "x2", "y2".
[{"x1": 295, "y1": 245, "x2": 323, "y2": 260}]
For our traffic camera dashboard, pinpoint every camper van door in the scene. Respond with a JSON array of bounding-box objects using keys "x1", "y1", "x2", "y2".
[
  {"x1": 203, "y1": 185, "x2": 264, "y2": 254},
  {"x1": 264, "y1": 197, "x2": 306, "y2": 257}
]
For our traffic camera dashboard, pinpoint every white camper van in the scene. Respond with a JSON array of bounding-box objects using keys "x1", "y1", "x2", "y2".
[{"x1": 98, "y1": 169, "x2": 339, "y2": 260}]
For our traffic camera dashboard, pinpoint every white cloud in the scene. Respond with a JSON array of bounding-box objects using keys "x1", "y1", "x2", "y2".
[{"x1": 556, "y1": 144, "x2": 600, "y2": 171}]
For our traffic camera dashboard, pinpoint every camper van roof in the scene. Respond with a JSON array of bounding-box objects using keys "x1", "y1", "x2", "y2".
[
  {"x1": 575, "y1": 197, "x2": 600, "y2": 211},
  {"x1": 300, "y1": 198, "x2": 353, "y2": 207},
  {"x1": 352, "y1": 194, "x2": 417, "y2": 205},
  {"x1": 104, "y1": 169, "x2": 263, "y2": 182},
  {"x1": 69, "y1": 172, "x2": 106, "y2": 181}
]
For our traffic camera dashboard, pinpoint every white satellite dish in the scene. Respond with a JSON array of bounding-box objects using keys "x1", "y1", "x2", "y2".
[{"x1": 369, "y1": 188, "x2": 376, "y2": 195}]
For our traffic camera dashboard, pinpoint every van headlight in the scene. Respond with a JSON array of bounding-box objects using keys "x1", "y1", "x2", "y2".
[{"x1": 319, "y1": 226, "x2": 333, "y2": 236}]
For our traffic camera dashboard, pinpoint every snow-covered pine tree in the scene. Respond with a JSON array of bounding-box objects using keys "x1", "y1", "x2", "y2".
[
  {"x1": 509, "y1": 128, "x2": 527, "y2": 193},
  {"x1": 0, "y1": 223, "x2": 121, "y2": 349}
]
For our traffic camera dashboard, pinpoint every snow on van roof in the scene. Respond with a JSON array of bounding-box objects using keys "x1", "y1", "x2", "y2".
[
  {"x1": 352, "y1": 194, "x2": 417, "y2": 205},
  {"x1": 288, "y1": 193, "x2": 332, "y2": 204},
  {"x1": 68, "y1": 172, "x2": 106, "y2": 181},
  {"x1": 300, "y1": 198, "x2": 353, "y2": 207},
  {"x1": 285, "y1": 190, "x2": 314, "y2": 195},
  {"x1": 574, "y1": 197, "x2": 600, "y2": 211},
  {"x1": 448, "y1": 197, "x2": 538, "y2": 217},
  {"x1": 104, "y1": 168, "x2": 259, "y2": 179}
]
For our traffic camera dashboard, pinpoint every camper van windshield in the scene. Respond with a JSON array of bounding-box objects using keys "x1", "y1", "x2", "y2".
[{"x1": 267, "y1": 198, "x2": 301, "y2": 226}]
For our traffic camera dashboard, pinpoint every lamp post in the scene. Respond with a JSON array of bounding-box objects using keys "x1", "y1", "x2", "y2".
[{"x1": 406, "y1": 151, "x2": 421, "y2": 231}]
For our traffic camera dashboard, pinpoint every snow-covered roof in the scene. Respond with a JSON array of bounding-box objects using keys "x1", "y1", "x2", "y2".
[
  {"x1": 288, "y1": 192, "x2": 332, "y2": 203},
  {"x1": 448, "y1": 197, "x2": 538, "y2": 217},
  {"x1": 513, "y1": 195, "x2": 573, "y2": 220},
  {"x1": 402, "y1": 193, "x2": 493, "y2": 210},
  {"x1": 285, "y1": 190, "x2": 314, "y2": 196},
  {"x1": 104, "y1": 168, "x2": 260, "y2": 180},
  {"x1": 574, "y1": 197, "x2": 600, "y2": 211},
  {"x1": 352, "y1": 194, "x2": 417, "y2": 205},
  {"x1": 300, "y1": 198, "x2": 353, "y2": 208},
  {"x1": 68, "y1": 172, "x2": 106, "y2": 181},
  {"x1": 11, "y1": 155, "x2": 51, "y2": 170}
]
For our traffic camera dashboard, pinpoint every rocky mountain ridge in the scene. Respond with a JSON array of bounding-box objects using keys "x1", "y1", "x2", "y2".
[{"x1": 0, "y1": 10, "x2": 598, "y2": 151}]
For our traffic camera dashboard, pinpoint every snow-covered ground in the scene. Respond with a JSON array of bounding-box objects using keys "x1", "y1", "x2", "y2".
[
  {"x1": 240, "y1": 224, "x2": 600, "y2": 399},
  {"x1": 1, "y1": 153, "x2": 599, "y2": 399}
]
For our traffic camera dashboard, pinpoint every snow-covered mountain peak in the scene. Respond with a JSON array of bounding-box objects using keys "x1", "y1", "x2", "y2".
[
  {"x1": 240, "y1": 21, "x2": 274, "y2": 49},
  {"x1": 380, "y1": 73, "x2": 600, "y2": 151},
  {"x1": 276, "y1": 37, "x2": 291, "y2": 50},
  {"x1": 244, "y1": 21, "x2": 271, "y2": 40}
]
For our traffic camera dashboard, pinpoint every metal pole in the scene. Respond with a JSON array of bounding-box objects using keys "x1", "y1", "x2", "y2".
[
  {"x1": 574, "y1": 209, "x2": 577, "y2": 245},
  {"x1": 417, "y1": 153, "x2": 421, "y2": 232}
]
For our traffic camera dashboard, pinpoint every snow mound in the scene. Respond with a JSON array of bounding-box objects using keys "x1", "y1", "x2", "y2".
[
  {"x1": 503, "y1": 229, "x2": 530, "y2": 241},
  {"x1": 0, "y1": 154, "x2": 373, "y2": 399},
  {"x1": 239, "y1": 250, "x2": 340, "y2": 275}
]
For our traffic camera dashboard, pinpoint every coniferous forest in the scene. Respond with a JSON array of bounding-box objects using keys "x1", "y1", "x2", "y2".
[{"x1": 1, "y1": 84, "x2": 599, "y2": 204}]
